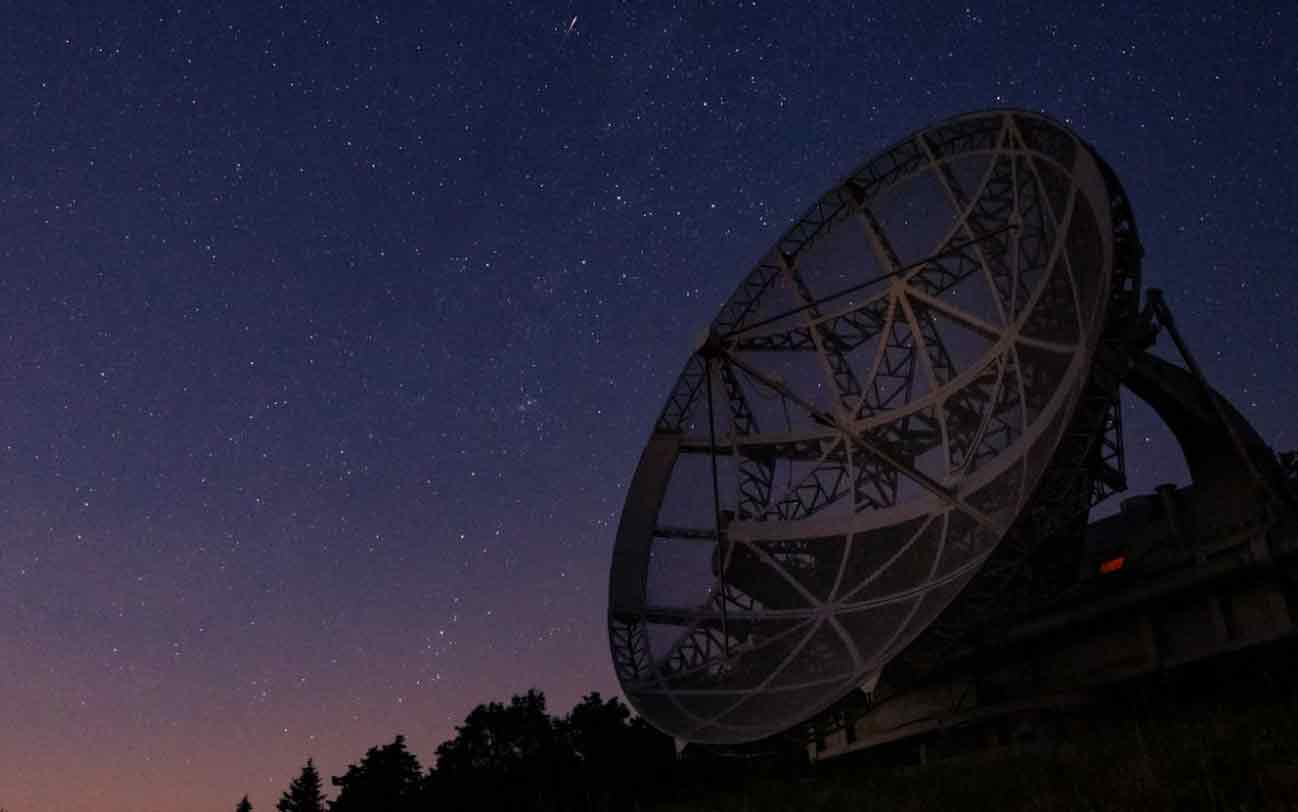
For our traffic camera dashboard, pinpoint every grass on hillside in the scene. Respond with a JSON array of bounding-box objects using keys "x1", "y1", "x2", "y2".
[{"x1": 649, "y1": 647, "x2": 1298, "y2": 812}]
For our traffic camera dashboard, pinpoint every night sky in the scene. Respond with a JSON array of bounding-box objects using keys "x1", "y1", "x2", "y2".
[{"x1": 2, "y1": 3, "x2": 1296, "y2": 810}]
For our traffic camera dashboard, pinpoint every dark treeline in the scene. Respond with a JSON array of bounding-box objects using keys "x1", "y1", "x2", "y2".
[
  {"x1": 242, "y1": 644, "x2": 1298, "y2": 812},
  {"x1": 243, "y1": 690, "x2": 785, "y2": 812}
]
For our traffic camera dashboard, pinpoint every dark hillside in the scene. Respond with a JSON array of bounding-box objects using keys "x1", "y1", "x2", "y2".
[{"x1": 649, "y1": 640, "x2": 1298, "y2": 812}]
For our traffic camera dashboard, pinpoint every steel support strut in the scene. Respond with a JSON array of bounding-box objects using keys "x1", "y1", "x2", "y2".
[{"x1": 1145, "y1": 289, "x2": 1295, "y2": 518}]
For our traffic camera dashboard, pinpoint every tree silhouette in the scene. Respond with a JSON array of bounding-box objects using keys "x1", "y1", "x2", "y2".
[
  {"x1": 235, "y1": 795, "x2": 253, "y2": 812},
  {"x1": 559, "y1": 692, "x2": 677, "y2": 809},
  {"x1": 277, "y1": 758, "x2": 325, "y2": 812},
  {"x1": 435, "y1": 689, "x2": 559, "y2": 774},
  {"x1": 330, "y1": 735, "x2": 424, "y2": 812},
  {"x1": 435, "y1": 689, "x2": 569, "y2": 809},
  {"x1": 565, "y1": 692, "x2": 629, "y2": 765},
  {"x1": 246, "y1": 690, "x2": 679, "y2": 812}
]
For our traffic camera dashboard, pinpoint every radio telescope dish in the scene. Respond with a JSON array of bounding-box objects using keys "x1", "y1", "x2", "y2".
[{"x1": 607, "y1": 110, "x2": 1137, "y2": 745}]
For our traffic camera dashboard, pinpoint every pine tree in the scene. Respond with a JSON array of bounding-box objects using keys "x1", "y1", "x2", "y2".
[
  {"x1": 277, "y1": 758, "x2": 326, "y2": 812},
  {"x1": 235, "y1": 796, "x2": 253, "y2": 812}
]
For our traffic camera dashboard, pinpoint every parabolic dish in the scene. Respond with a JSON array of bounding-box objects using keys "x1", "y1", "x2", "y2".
[{"x1": 608, "y1": 110, "x2": 1118, "y2": 744}]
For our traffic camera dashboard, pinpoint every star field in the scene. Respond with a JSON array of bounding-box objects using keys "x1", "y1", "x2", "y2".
[{"x1": 1, "y1": 3, "x2": 1296, "y2": 810}]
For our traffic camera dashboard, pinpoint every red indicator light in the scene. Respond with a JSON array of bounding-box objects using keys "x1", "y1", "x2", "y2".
[{"x1": 1099, "y1": 556, "x2": 1126, "y2": 575}]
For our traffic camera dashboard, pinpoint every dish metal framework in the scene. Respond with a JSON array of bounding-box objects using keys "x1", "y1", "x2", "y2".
[{"x1": 608, "y1": 110, "x2": 1140, "y2": 745}]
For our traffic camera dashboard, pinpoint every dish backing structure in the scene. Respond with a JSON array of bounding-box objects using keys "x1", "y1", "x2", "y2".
[{"x1": 607, "y1": 109, "x2": 1295, "y2": 748}]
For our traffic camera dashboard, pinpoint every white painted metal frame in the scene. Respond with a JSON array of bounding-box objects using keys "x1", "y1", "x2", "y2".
[{"x1": 609, "y1": 110, "x2": 1117, "y2": 744}]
